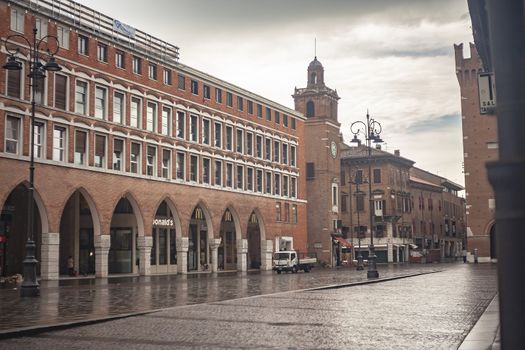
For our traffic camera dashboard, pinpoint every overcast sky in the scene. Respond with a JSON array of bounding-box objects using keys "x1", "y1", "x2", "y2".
[{"x1": 81, "y1": 0, "x2": 473, "y2": 187}]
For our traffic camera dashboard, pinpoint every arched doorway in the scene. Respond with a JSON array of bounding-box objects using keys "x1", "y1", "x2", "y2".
[
  {"x1": 188, "y1": 206, "x2": 209, "y2": 271},
  {"x1": 0, "y1": 184, "x2": 42, "y2": 277},
  {"x1": 219, "y1": 209, "x2": 237, "y2": 271},
  {"x1": 109, "y1": 197, "x2": 138, "y2": 274},
  {"x1": 247, "y1": 211, "x2": 261, "y2": 269},
  {"x1": 490, "y1": 224, "x2": 497, "y2": 259},
  {"x1": 59, "y1": 190, "x2": 96, "y2": 276},
  {"x1": 151, "y1": 200, "x2": 178, "y2": 274}
]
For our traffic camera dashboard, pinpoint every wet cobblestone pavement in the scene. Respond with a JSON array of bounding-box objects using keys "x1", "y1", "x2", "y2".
[{"x1": 0, "y1": 263, "x2": 497, "y2": 349}]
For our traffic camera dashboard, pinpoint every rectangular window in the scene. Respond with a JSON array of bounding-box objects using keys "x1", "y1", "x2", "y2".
[
  {"x1": 148, "y1": 63, "x2": 157, "y2": 80},
  {"x1": 225, "y1": 126, "x2": 233, "y2": 151},
  {"x1": 178, "y1": 74, "x2": 185, "y2": 90},
  {"x1": 373, "y1": 169, "x2": 381, "y2": 183},
  {"x1": 214, "y1": 160, "x2": 222, "y2": 186},
  {"x1": 266, "y1": 107, "x2": 271, "y2": 121},
  {"x1": 113, "y1": 92, "x2": 125, "y2": 124},
  {"x1": 95, "y1": 86, "x2": 107, "y2": 119},
  {"x1": 276, "y1": 202, "x2": 281, "y2": 222},
  {"x1": 306, "y1": 162, "x2": 315, "y2": 179},
  {"x1": 202, "y1": 119, "x2": 210, "y2": 145},
  {"x1": 161, "y1": 107, "x2": 171, "y2": 136},
  {"x1": 5, "y1": 116, "x2": 21, "y2": 154},
  {"x1": 7, "y1": 69, "x2": 21, "y2": 99},
  {"x1": 163, "y1": 69, "x2": 172, "y2": 85},
  {"x1": 283, "y1": 114, "x2": 288, "y2": 127},
  {"x1": 265, "y1": 138, "x2": 271, "y2": 160},
  {"x1": 130, "y1": 142, "x2": 141, "y2": 174},
  {"x1": 75, "y1": 80, "x2": 88, "y2": 115},
  {"x1": 202, "y1": 158, "x2": 211, "y2": 184},
  {"x1": 284, "y1": 203, "x2": 290, "y2": 223},
  {"x1": 247, "y1": 101, "x2": 253, "y2": 115},
  {"x1": 226, "y1": 163, "x2": 233, "y2": 187},
  {"x1": 246, "y1": 132, "x2": 253, "y2": 156},
  {"x1": 35, "y1": 17, "x2": 48, "y2": 40},
  {"x1": 274, "y1": 174, "x2": 281, "y2": 195},
  {"x1": 113, "y1": 138, "x2": 124, "y2": 171},
  {"x1": 226, "y1": 92, "x2": 233, "y2": 107},
  {"x1": 176, "y1": 152, "x2": 185, "y2": 180},
  {"x1": 97, "y1": 43, "x2": 108, "y2": 62},
  {"x1": 292, "y1": 204, "x2": 298, "y2": 224},
  {"x1": 34, "y1": 75, "x2": 45, "y2": 105},
  {"x1": 94, "y1": 134, "x2": 106, "y2": 168},
  {"x1": 291, "y1": 177, "x2": 297, "y2": 198},
  {"x1": 132, "y1": 56, "x2": 141, "y2": 74},
  {"x1": 57, "y1": 26, "x2": 69, "y2": 49},
  {"x1": 282, "y1": 143, "x2": 288, "y2": 165},
  {"x1": 356, "y1": 169, "x2": 363, "y2": 184},
  {"x1": 236, "y1": 129, "x2": 243, "y2": 153},
  {"x1": 74, "y1": 130, "x2": 87, "y2": 165},
  {"x1": 146, "y1": 102, "x2": 157, "y2": 132},
  {"x1": 203, "y1": 85, "x2": 210, "y2": 99},
  {"x1": 237, "y1": 96, "x2": 244, "y2": 111},
  {"x1": 256, "y1": 135, "x2": 263, "y2": 158},
  {"x1": 214, "y1": 122, "x2": 222, "y2": 148},
  {"x1": 356, "y1": 195, "x2": 365, "y2": 211},
  {"x1": 265, "y1": 171, "x2": 272, "y2": 194},
  {"x1": 275, "y1": 111, "x2": 280, "y2": 124},
  {"x1": 176, "y1": 111, "x2": 185, "y2": 139},
  {"x1": 130, "y1": 97, "x2": 141, "y2": 128},
  {"x1": 10, "y1": 7, "x2": 24, "y2": 33},
  {"x1": 115, "y1": 50, "x2": 125, "y2": 68},
  {"x1": 78, "y1": 35, "x2": 89, "y2": 55},
  {"x1": 291, "y1": 117, "x2": 296, "y2": 130},
  {"x1": 147, "y1": 146, "x2": 156, "y2": 176},
  {"x1": 190, "y1": 155, "x2": 198, "y2": 182},
  {"x1": 282, "y1": 175, "x2": 289, "y2": 197},
  {"x1": 247, "y1": 167, "x2": 254, "y2": 191},
  {"x1": 55, "y1": 74, "x2": 67, "y2": 110},
  {"x1": 190, "y1": 80, "x2": 199, "y2": 95},
  {"x1": 273, "y1": 141, "x2": 280, "y2": 162},
  {"x1": 256, "y1": 170, "x2": 263, "y2": 193},
  {"x1": 190, "y1": 114, "x2": 198, "y2": 142},
  {"x1": 236, "y1": 165, "x2": 244, "y2": 190},
  {"x1": 33, "y1": 121, "x2": 45, "y2": 158},
  {"x1": 53, "y1": 126, "x2": 66, "y2": 161},
  {"x1": 215, "y1": 88, "x2": 222, "y2": 103},
  {"x1": 162, "y1": 149, "x2": 171, "y2": 179},
  {"x1": 290, "y1": 145, "x2": 296, "y2": 167},
  {"x1": 257, "y1": 104, "x2": 263, "y2": 118}
]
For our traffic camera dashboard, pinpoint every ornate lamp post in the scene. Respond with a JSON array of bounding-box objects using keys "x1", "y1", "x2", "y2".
[
  {"x1": 350, "y1": 111, "x2": 383, "y2": 279},
  {"x1": 3, "y1": 26, "x2": 62, "y2": 297},
  {"x1": 349, "y1": 170, "x2": 365, "y2": 271}
]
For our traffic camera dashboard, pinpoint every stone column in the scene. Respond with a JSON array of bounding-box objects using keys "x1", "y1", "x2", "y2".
[
  {"x1": 236, "y1": 238, "x2": 248, "y2": 272},
  {"x1": 209, "y1": 238, "x2": 221, "y2": 273},
  {"x1": 260, "y1": 240, "x2": 274, "y2": 271},
  {"x1": 137, "y1": 235, "x2": 153, "y2": 276},
  {"x1": 94, "y1": 234, "x2": 111, "y2": 278},
  {"x1": 40, "y1": 232, "x2": 60, "y2": 280},
  {"x1": 176, "y1": 237, "x2": 189, "y2": 275},
  {"x1": 387, "y1": 243, "x2": 394, "y2": 263}
]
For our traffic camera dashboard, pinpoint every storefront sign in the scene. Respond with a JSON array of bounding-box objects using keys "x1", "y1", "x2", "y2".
[
  {"x1": 113, "y1": 19, "x2": 136, "y2": 38},
  {"x1": 478, "y1": 72, "x2": 496, "y2": 114},
  {"x1": 153, "y1": 218, "x2": 174, "y2": 227}
]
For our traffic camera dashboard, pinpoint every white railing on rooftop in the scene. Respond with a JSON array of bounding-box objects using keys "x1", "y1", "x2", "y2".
[{"x1": 11, "y1": 0, "x2": 179, "y2": 63}]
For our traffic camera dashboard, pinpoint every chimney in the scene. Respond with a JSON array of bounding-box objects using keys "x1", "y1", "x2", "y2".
[{"x1": 394, "y1": 149, "x2": 400, "y2": 156}]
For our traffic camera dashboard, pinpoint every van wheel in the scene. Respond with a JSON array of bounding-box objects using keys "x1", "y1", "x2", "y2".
[
  {"x1": 277, "y1": 270, "x2": 282, "y2": 274},
  {"x1": 292, "y1": 266, "x2": 298, "y2": 273},
  {"x1": 304, "y1": 266, "x2": 310, "y2": 273}
]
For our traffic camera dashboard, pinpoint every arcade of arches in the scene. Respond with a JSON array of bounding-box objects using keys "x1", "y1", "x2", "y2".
[{"x1": 0, "y1": 185, "x2": 276, "y2": 280}]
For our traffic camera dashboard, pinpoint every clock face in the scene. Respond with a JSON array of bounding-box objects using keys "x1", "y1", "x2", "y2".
[{"x1": 330, "y1": 141, "x2": 337, "y2": 158}]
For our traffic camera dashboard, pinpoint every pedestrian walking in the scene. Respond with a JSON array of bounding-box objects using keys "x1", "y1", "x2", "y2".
[
  {"x1": 67, "y1": 255, "x2": 76, "y2": 276},
  {"x1": 462, "y1": 249, "x2": 467, "y2": 263}
]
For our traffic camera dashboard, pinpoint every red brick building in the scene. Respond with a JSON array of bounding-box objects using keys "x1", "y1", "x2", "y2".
[
  {"x1": 455, "y1": 42, "x2": 497, "y2": 262},
  {"x1": 0, "y1": 0, "x2": 307, "y2": 279}
]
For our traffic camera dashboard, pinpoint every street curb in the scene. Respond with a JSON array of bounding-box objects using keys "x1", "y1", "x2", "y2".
[{"x1": 0, "y1": 269, "x2": 441, "y2": 339}]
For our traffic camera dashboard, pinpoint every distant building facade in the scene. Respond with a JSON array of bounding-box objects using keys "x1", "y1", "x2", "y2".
[
  {"x1": 0, "y1": 0, "x2": 307, "y2": 279},
  {"x1": 455, "y1": 42, "x2": 497, "y2": 262}
]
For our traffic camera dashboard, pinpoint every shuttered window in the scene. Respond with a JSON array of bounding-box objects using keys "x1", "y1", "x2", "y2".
[
  {"x1": 55, "y1": 75, "x2": 67, "y2": 110},
  {"x1": 7, "y1": 69, "x2": 21, "y2": 98}
]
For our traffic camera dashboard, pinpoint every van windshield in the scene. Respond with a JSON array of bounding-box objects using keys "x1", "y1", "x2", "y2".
[{"x1": 274, "y1": 253, "x2": 290, "y2": 260}]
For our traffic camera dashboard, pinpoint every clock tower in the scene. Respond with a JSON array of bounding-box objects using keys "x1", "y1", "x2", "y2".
[{"x1": 293, "y1": 56, "x2": 342, "y2": 266}]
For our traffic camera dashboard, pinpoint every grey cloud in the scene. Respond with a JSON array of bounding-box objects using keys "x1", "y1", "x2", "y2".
[{"x1": 406, "y1": 113, "x2": 461, "y2": 133}]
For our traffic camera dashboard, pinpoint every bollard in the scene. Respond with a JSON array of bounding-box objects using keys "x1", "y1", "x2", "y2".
[{"x1": 474, "y1": 248, "x2": 478, "y2": 264}]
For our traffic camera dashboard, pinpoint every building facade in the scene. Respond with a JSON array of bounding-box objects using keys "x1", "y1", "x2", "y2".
[
  {"x1": 0, "y1": 0, "x2": 307, "y2": 279},
  {"x1": 340, "y1": 145, "x2": 466, "y2": 263},
  {"x1": 293, "y1": 57, "x2": 342, "y2": 266},
  {"x1": 455, "y1": 42, "x2": 497, "y2": 262}
]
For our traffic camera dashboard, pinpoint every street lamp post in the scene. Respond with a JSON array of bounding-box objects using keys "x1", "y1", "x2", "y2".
[
  {"x1": 350, "y1": 111, "x2": 383, "y2": 279},
  {"x1": 350, "y1": 171, "x2": 364, "y2": 270},
  {"x1": 3, "y1": 26, "x2": 62, "y2": 297}
]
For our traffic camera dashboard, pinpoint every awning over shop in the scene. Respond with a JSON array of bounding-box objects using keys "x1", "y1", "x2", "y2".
[{"x1": 333, "y1": 236, "x2": 352, "y2": 248}]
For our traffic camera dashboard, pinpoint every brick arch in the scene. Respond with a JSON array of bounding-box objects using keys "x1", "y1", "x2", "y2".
[
  {"x1": 190, "y1": 200, "x2": 214, "y2": 240},
  {"x1": 248, "y1": 207, "x2": 266, "y2": 242},
  {"x1": 107, "y1": 192, "x2": 145, "y2": 237},
  {"x1": 58, "y1": 187, "x2": 102, "y2": 237},
  {"x1": 219, "y1": 204, "x2": 242, "y2": 241},
  {"x1": 152, "y1": 196, "x2": 183, "y2": 239}
]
